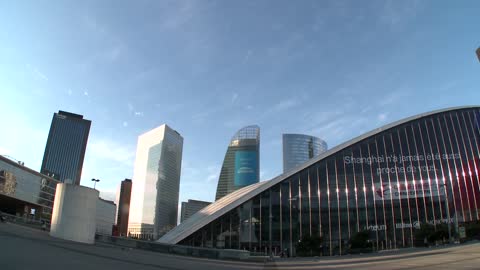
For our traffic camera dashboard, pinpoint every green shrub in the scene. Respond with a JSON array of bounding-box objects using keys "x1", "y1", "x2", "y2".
[
  {"x1": 466, "y1": 222, "x2": 480, "y2": 239},
  {"x1": 350, "y1": 231, "x2": 370, "y2": 249},
  {"x1": 296, "y1": 234, "x2": 323, "y2": 257}
]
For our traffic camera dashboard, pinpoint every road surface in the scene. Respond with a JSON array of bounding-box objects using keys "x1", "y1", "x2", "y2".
[{"x1": 1, "y1": 222, "x2": 479, "y2": 270}]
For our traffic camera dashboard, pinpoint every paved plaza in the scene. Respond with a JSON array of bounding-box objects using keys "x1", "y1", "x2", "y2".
[{"x1": 1, "y1": 222, "x2": 479, "y2": 270}]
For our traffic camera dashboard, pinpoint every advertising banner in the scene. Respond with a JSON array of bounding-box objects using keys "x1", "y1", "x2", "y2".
[
  {"x1": 374, "y1": 181, "x2": 445, "y2": 200},
  {"x1": 234, "y1": 151, "x2": 258, "y2": 187}
]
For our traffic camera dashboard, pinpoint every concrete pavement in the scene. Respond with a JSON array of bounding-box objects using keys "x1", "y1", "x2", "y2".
[{"x1": 1, "y1": 222, "x2": 480, "y2": 270}]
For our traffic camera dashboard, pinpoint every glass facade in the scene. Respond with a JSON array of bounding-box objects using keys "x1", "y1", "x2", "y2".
[
  {"x1": 283, "y1": 134, "x2": 328, "y2": 173},
  {"x1": 215, "y1": 125, "x2": 260, "y2": 200},
  {"x1": 180, "y1": 199, "x2": 211, "y2": 223},
  {"x1": 0, "y1": 155, "x2": 60, "y2": 224},
  {"x1": 128, "y1": 124, "x2": 183, "y2": 240},
  {"x1": 40, "y1": 111, "x2": 91, "y2": 184},
  {"x1": 172, "y1": 108, "x2": 480, "y2": 256}
]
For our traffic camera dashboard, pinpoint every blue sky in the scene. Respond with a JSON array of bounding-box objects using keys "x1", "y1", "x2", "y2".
[{"x1": 0, "y1": 1, "x2": 479, "y2": 206}]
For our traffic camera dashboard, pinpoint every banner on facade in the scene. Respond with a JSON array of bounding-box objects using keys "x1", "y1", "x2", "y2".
[{"x1": 374, "y1": 182, "x2": 445, "y2": 200}]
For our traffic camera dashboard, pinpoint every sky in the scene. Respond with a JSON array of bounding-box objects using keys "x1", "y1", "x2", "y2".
[{"x1": 0, "y1": 1, "x2": 479, "y2": 209}]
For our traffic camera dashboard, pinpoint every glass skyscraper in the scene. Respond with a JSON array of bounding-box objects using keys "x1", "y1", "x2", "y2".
[
  {"x1": 40, "y1": 110, "x2": 91, "y2": 185},
  {"x1": 215, "y1": 125, "x2": 260, "y2": 201},
  {"x1": 283, "y1": 134, "x2": 327, "y2": 173},
  {"x1": 128, "y1": 124, "x2": 183, "y2": 240},
  {"x1": 160, "y1": 106, "x2": 480, "y2": 257}
]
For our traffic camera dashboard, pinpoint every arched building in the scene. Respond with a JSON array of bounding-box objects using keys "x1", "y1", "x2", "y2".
[{"x1": 160, "y1": 106, "x2": 480, "y2": 256}]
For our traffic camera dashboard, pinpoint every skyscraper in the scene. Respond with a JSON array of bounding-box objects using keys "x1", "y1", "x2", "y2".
[
  {"x1": 180, "y1": 199, "x2": 211, "y2": 223},
  {"x1": 282, "y1": 134, "x2": 327, "y2": 173},
  {"x1": 40, "y1": 110, "x2": 91, "y2": 184},
  {"x1": 115, "y1": 178, "x2": 132, "y2": 236},
  {"x1": 128, "y1": 125, "x2": 183, "y2": 240},
  {"x1": 215, "y1": 125, "x2": 260, "y2": 201}
]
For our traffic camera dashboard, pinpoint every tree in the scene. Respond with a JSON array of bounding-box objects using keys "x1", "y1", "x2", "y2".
[
  {"x1": 414, "y1": 223, "x2": 449, "y2": 246},
  {"x1": 296, "y1": 234, "x2": 323, "y2": 257},
  {"x1": 350, "y1": 231, "x2": 370, "y2": 249},
  {"x1": 428, "y1": 224, "x2": 449, "y2": 243},
  {"x1": 466, "y1": 222, "x2": 480, "y2": 239}
]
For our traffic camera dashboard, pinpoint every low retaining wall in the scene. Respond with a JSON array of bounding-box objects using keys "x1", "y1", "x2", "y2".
[{"x1": 95, "y1": 234, "x2": 250, "y2": 260}]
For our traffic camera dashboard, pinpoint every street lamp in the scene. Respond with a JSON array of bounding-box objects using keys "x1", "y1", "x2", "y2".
[
  {"x1": 91, "y1": 178, "x2": 100, "y2": 190},
  {"x1": 441, "y1": 184, "x2": 452, "y2": 243}
]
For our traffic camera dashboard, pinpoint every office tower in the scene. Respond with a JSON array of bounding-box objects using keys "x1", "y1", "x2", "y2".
[
  {"x1": 115, "y1": 178, "x2": 132, "y2": 236},
  {"x1": 180, "y1": 199, "x2": 211, "y2": 223},
  {"x1": 128, "y1": 125, "x2": 183, "y2": 240},
  {"x1": 215, "y1": 125, "x2": 260, "y2": 201},
  {"x1": 40, "y1": 110, "x2": 91, "y2": 184},
  {"x1": 282, "y1": 134, "x2": 327, "y2": 173}
]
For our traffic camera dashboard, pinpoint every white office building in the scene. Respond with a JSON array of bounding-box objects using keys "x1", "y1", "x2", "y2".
[{"x1": 128, "y1": 124, "x2": 183, "y2": 240}]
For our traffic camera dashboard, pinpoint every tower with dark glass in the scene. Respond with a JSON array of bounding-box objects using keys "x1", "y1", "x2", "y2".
[
  {"x1": 41, "y1": 110, "x2": 91, "y2": 184},
  {"x1": 283, "y1": 134, "x2": 327, "y2": 173},
  {"x1": 215, "y1": 125, "x2": 260, "y2": 201}
]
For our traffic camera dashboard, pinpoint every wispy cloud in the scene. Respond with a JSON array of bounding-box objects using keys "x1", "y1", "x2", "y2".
[
  {"x1": 105, "y1": 45, "x2": 124, "y2": 62},
  {"x1": 231, "y1": 93, "x2": 239, "y2": 103},
  {"x1": 33, "y1": 68, "x2": 48, "y2": 81},
  {"x1": 205, "y1": 165, "x2": 220, "y2": 183},
  {"x1": 157, "y1": 1, "x2": 198, "y2": 30},
  {"x1": 127, "y1": 103, "x2": 144, "y2": 117},
  {"x1": 0, "y1": 146, "x2": 11, "y2": 155},
  {"x1": 179, "y1": 161, "x2": 220, "y2": 203},
  {"x1": 378, "y1": 90, "x2": 410, "y2": 107},
  {"x1": 243, "y1": 50, "x2": 253, "y2": 63},
  {"x1": 379, "y1": 0, "x2": 422, "y2": 29},
  {"x1": 82, "y1": 14, "x2": 107, "y2": 34},
  {"x1": 79, "y1": 12, "x2": 127, "y2": 71},
  {"x1": 261, "y1": 96, "x2": 304, "y2": 119},
  {"x1": 191, "y1": 111, "x2": 210, "y2": 124},
  {"x1": 273, "y1": 99, "x2": 299, "y2": 111},
  {"x1": 99, "y1": 189, "x2": 117, "y2": 202},
  {"x1": 26, "y1": 64, "x2": 49, "y2": 81},
  {"x1": 377, "y1": 113, "x2": 388, "y2": 122},
  {"x1": 307, "y1": 114, "x2": 369, "y2": 146},
  {"x1": 87, "y1": 139, "x2": 135, "y2": 167},
  {"x1": 260, "y1": 169, "x2": 275, "y2": 181}
]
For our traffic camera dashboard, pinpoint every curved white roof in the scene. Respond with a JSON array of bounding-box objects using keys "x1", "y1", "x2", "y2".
[{"x1": 158, "y1": 105, "x2": 479, "y2": 244}]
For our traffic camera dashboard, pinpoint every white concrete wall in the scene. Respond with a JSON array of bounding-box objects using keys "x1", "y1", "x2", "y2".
[
  {"x1": 50, "y1": 183, "x2": 98, "y2": 244},
  {"x1": 96, "y1": 198, "x2": 116, "y2": 235}
]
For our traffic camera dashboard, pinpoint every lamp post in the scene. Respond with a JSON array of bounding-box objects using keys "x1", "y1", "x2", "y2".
[
  {"x1": 91, "y1": 178, "x2": 100, "y2": 190},
  {"x1": 441, "y1": 184, "x2": 452, "y2": 243}
]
